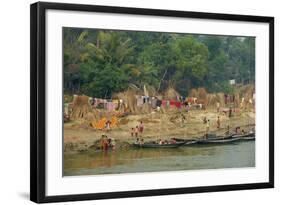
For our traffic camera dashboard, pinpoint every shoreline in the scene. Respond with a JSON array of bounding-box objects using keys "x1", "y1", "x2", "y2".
[{"x1": 64, "y1": 109, "x2": 255, "y2": 154}]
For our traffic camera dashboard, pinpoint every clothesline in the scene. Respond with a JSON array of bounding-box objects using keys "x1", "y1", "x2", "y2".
[{"x1": 89, "y1": 95, "x2": 199, "y2": 111}]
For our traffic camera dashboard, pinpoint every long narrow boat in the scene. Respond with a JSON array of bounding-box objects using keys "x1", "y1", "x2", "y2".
[
  {"x1": 171, "y1": 138, "x2": 198, "y2": 146},
  {"x1": 196, "y1": 133, "x2": 240, "y2": 144},
  {"x1": 174, "y1": 133, "x2": 235, "y2": 145},
  {"x1": 133, "y1": 141, "x2": 186, "y2": 148},
  {"x1": 197, "y1": 137, "x2": 241, "y2": 144},
  {"x1": 233, "y1": 132, "x2": 255, "y2": 140}
]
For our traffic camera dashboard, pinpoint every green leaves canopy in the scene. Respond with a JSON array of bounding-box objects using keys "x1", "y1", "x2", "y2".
[{"x1": 63, "y1": 28, "x2": 255, "y2": 97}]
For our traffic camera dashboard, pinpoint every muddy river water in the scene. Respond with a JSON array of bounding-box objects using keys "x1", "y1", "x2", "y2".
[{"x1": 64, "y1": 141, "x2": 255, "y2": 176}]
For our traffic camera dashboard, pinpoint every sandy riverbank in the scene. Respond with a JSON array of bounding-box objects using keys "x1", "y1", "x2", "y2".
[{"x1": 64, "y1": 108, "x2": 255, "y2": 153}]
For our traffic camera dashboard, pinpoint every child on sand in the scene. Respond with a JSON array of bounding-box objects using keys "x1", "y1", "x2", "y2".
[
  {"x1": 139, "y1": 121, "x2": 144, "y2": 135},
  {"x1": 135, "y1": 126, "x2": 139, "y2": 138},
  {"x1": 131, "y1": 128, "x2": 135, "y2": 137}
]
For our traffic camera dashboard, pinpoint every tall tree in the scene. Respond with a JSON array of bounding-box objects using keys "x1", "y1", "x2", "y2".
[{"x1": 63, "y1": 28, "x2": 255, "y2": 97}]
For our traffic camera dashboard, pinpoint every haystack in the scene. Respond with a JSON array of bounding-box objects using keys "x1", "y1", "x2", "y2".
[
  {"x1": 145, "y1": 84, "x2": 157, "y2": 96},
  {"x1": 164, "y1": 87, "x2": 180, "y2": 100},
  {"x1": 188, "y1": 88, "x2": 198, "y2": 98},
  {"x1": 198, "y1": 87, "x2": 208, "y2": 100},
  {"x1": 206, "y1": 93, "x2": 225, "y2": 108},
  {"x1": 216, "y1": 92, "x2": 226, "y2": 107},
  {"x1": 70, "y1": 95, "x2": 92, "y2": 119},
  {"x1": 113, "y1": 88, "x2": 139, "y2": 114},
  {"x1": 126, "y1": 89, "x2": 139, "y2": 113},
  {"x1": 188, "y1": 87, "x2": 207, "y2": 100},
  {"x1": 141, "y1": 103, "x2": 152, "y2": 114},
  {"x1": 206, "y1": 94, "x2": 217, "y2": 107},
  {"x1": 234, "y1": 92, "x2": 240, "y2": 107},
  {"x1": 238, "y1": 84, "x2": 255, "y2": 108},
  {"x1": 239, "y1": 84, "x2": 255, "y2": 101},
  {"x1": 64, "y1": 95, "x2": 73, "y2": 103}
]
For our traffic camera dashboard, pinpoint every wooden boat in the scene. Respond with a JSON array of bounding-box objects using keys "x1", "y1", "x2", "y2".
[
  {"x1": 197, "y1": 137, "x2": 241, "y2": 144},
  {"x1": 233, "y1": 132, "x2": 255, "y2": 140},
  {"x1": 216, "y1": 133, "x2": 235, "y2": 139},
  {"x1": 173, "y1": 133, "x2": 235, "y2": 145},
  {"x1": 197, "y1": 134, "x2": 240, "y2": 144},
  {"x1": 133, "y1": 141, "x2": 186, "y2": 148},
  {"x1": 172, "y1": 138, "x2": 198, "y2": 146}
]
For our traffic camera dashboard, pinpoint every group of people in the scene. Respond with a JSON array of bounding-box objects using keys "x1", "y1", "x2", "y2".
[
  {"x1": 224, "y1": 93, "x2": 236, "y2": 105},
  {"x1": 100, "y1": 135, "x2": 116, "y2": 151},
  {"x1": 158, "y1": 138, "x2": 177, "y2": 145},
  {"x1": 235, "y1": 127, "x2": 247, "y2": 135},
  {"x1": 217, "y1": 101, "x2": 233, "y2": 118},
  {"x1": 130, "y1": 121, "x2": 144, "y2": 138},
  {"x1": 203, "y1": 116, "x2": 221, "y2": 134},
  {"x1": 135, "y1": 138, "x2": 144, "y2": 145},
  {"x1": 132, "y1": 121, "x2": 145, "y2": 145}
]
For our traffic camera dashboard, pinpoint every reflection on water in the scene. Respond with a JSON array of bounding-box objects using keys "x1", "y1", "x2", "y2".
[{"x1": 64, "y1": 141, "x2": 255, "y2": 176}]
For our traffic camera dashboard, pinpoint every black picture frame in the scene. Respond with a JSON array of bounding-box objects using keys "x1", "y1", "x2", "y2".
[{"x1": 30, "y1": 1, "x2": 274, "y2": 203}]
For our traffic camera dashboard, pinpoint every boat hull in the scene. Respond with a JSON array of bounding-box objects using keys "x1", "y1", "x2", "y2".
[
  {"x1": 197, "y1": 137, "x2": 241, "y2": 144},
  {"x1": 133, "y1": 141, "x2": 186, "y2": 148},
  {"x1": 233, "y1": 133, "x2": 255, "y2": 141}
]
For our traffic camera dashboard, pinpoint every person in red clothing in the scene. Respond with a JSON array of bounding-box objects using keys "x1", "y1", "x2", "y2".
[
  {"x1": 139, "y1": 121, "x2": 144, "y2": 136},
  {"x1": 101, "y1": 135, "x2": 109, "y2": 151}
]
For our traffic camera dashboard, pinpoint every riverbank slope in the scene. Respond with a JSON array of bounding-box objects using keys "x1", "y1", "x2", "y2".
[{"x1": 64, "y1": 108, "x2": 255, "y2": 153}]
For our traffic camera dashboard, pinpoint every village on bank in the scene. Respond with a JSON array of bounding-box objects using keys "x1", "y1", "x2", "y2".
[{"x1": 63, "y1": 83, "x2": 255, "y2": 153}]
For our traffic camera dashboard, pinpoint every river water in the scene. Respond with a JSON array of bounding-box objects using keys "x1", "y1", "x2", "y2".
[{"x1": 64, "y1": 141, "x2": 255, "y2": 176}]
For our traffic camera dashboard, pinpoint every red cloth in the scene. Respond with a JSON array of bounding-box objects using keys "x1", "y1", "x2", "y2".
[
  {"x1": 174, "y1": 101, "x2": 182, "y2": 108},
  {"x1": 170, "y1": 100, "x2": 182, "y2": 108}
]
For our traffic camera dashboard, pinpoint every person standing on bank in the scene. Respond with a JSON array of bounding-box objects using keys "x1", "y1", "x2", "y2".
[
  {"x1": 216, "y1": 116, "x2": 221, "y2": 129},
  {"x1": 206, "y1": 119, "x2": 210, "y2": 134},
  {"x1": 216, "y1": 102, "x2": 220, "y2": 113},
  {"x1": 135, "y1": 126, "x2": 139, "y2": 138},
  {"x1": 229, "y1": 107, "x2": 232, "y2": 118},
  {"x1": 139, "y1": 121, "x2": 144, "y2": 136}
]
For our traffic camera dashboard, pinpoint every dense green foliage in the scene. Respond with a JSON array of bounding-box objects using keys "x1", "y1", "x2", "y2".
[{"x1": 63, "y1": 28, "x2": 255, "y2": 98}]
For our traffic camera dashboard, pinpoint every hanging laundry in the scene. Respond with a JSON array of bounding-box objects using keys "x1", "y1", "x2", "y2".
[
  {"x1": 107, "y1": 102, "x2": 116, "y2": 111},
  {"x1": 170, "y1": 100, "x2": 182, "y2": 108},
  {"x1": 166, "y1": 100, "x2": 170, "y2": 107},
  {"x1": 137, "y1": 96, "x2": 144, "y2": 107},
  {"x1": 151, "y1": 98, "x2": 157, "y2": 109}
]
